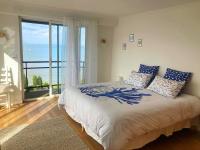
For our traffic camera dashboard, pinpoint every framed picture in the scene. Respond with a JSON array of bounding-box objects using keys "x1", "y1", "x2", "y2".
[
  {"x1": 137, "y1": 39, "x2": 143, "y2": 47},
  {"x1": 129, "y1": 34, "x2": 134, "y2": 42}
]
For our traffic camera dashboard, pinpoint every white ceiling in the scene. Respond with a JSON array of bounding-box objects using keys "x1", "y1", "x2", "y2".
[{"x1": 0, "y1": 0, "x2": 199, "y2": 18}]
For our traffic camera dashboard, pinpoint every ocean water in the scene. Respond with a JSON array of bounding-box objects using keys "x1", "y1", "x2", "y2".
[
  {"x1": 23, "y1": 44, "x2": 85, "y2": 86},
  {"x1": 23, "y1": 44, "x2": 61, "y2": 85}
]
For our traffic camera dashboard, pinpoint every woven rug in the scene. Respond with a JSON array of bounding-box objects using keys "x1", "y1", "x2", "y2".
[{"x1": 0, "y1": 117, "x2": 89, "y2": 150}]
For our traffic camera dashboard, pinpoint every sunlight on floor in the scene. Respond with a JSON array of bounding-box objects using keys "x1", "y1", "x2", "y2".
[
  {"x1": 0, "y1": 97, "x2": 57, "y2": 145},
  {"x1": 0, "y1": 124, "x2": 27, "y2": 145}
]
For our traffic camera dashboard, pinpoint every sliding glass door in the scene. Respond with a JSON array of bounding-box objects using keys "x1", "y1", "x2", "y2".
[
  {"x1": 21, "y1": 19, "x2": 86, "y2": 99},
  {"x1": 21, "y1": 20, "x2": 62, "y2": 99}
]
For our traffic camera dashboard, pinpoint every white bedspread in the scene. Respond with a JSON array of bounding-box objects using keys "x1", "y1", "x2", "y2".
[{"x1": 58, "y1": 82, "x2": 200, "y2": 150}]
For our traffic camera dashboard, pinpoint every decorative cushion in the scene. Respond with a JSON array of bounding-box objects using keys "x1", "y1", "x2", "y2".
[
  {"x1": 147, "y1": 76, "x2": 185, "y2": 98},
  {"x1": 164, "y1": 68, "x2": 192, "y2": 82},
  {"x1": 138, "y1": 64, "x2": 159, "y2": 77},
  {"x1": 125, "y1": 72, "x2": 153, "y2": 88}
]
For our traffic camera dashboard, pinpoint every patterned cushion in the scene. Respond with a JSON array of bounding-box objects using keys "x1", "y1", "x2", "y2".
[
  {"x1": 125, "y1": 72, "x2": 153, "y2": 88},
  {"x1": 147, "y1": 76, "x2": 185, "y2": 98},
  {"x1": 164, "y1": 68, "x2": 192, "y2": 82},
  {"x1": 138, "y1": 64, "x2": 159, "y2": 77}
]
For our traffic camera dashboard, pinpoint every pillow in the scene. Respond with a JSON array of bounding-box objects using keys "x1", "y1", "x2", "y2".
[
  {"x1": 125, "y1": 72, "x2": 153, "y2": 88},
  {"x1": 147, "y1": 76, "x2": 185, "y2": 98},
  {"x1": 164, "y1": 68, "x2": 192, "y2": 82},
  {"x1": 138, "y1": 64, "x2": 159, "y2": 77}
]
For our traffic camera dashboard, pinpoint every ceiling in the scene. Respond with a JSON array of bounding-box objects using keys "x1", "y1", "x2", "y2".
[{"x1": 0, "y1": 0, "x2": 199, "y2": 18}]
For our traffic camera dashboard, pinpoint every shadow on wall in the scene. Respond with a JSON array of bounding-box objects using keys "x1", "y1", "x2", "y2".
[{"x1": 0, "y1": 26, "x2": 22, "y2": 104}]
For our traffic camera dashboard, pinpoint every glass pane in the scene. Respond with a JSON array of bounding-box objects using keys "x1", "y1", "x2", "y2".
[
  {"x1": 52, "y1": 25, "x2": 58, "y2": 61},
  {"x1": 52, "y1": 24, "x2": 63, "y2": 94},
  {"x1": 22, "y1": 21, "x2": 50, "y2": 99},
  {"x1": 22, "y1": 22, "x2": 49, "y2": 61},
  {"x1": 59, "y1": 25, "x2": 63, "y2": 62},
  {"x1": 59, "y1": 25, "x2": 63, "y2": 91},
  {"x1": 80, "y1": 27, "x2": 86, "y2": 84}
]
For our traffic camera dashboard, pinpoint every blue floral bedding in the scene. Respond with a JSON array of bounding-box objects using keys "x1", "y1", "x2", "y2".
[{"x1": 80, "y1": 86, "x2": 151, "y2": 105}]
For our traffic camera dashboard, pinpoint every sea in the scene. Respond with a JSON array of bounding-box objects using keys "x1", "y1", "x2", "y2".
[
  {"x1": 23, "y1": 44, "x2": 85, "y2": 86},
  {"x1": 23, "y1": 44, "x2": 61, "y2": 85}
]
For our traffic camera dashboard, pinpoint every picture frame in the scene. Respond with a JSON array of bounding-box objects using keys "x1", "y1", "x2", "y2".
[
  {"x1": 129, "y1": 34, "x2": 134, "y2": 42},
  {"x1": 137, "y1": 39, "x2": 143, "y2": 47}
]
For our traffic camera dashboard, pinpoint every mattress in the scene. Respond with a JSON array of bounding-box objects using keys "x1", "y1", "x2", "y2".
[{"x1": 58, "y1": 82, "x2": 200, "y2": 150}]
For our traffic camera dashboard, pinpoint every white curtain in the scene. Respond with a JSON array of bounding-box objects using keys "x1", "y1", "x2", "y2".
[
  {"x1": 61, "y1": 17, "x2": 98, "y2": 91},
  {"x1": 85, "y1": 20, "x2": 98, "y2": 84}
]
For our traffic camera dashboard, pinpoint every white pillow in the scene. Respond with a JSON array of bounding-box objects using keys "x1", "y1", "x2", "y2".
[
  {"x1": 125, "y1": 72, "x2": 152, "y2": 88},
  {"x1": 147, "y1": 76, "x2": 185, "y2": 98}
]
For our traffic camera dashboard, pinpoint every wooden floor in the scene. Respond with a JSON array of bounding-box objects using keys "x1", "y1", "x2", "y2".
[{"x1": 1, "y1": 97, "x2": 200, "y2": 150}]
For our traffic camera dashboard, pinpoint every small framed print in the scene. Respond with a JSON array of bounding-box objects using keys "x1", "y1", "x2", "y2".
[
  {"x1": 129, "y1": 34, "x2": 134, "y2": 42},
  {"x1": 137, "y1": 39, "x2": 143, "y2": 47},
  {"x1": 122, "y1": 43, "x2": 127, "y2": 51}
]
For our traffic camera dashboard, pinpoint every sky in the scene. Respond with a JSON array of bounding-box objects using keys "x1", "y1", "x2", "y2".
[
  {"x1": 22, "y1": 22, "x2": 86, "y2": 61},
  {"x1": 22, "y1": 22, "x2": 50, "y2": 45},
  {"x1": 22, "y1": 22, "x2": 85, "y2": 45}
]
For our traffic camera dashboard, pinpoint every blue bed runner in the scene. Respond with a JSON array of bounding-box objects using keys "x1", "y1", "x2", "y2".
[{"x1": 80, "y1": 86, "x2": 151, "y2": 105}]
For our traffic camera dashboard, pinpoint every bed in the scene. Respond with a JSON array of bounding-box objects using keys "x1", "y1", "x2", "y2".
[{"x1": 58, "y1": 82, "x2": 200, "y2": 150}]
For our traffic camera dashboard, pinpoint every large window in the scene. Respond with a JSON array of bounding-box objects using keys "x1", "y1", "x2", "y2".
[
  {"x1": 21, "y1": 20, "x2": 63, "y2": 99},
  {"x1": 21, "y1": 19, "x2": 86, "y2": 99}
]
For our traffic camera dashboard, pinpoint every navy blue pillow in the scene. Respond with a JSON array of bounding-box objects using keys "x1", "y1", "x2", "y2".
[
  {"x1": 138, "y1": 64, "x2": 159, "y2": 77},
  {"x1": 164, "y1": 68, "x2": 192, "y2": 82}
]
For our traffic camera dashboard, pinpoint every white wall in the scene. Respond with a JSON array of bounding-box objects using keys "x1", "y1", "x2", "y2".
[
  {"x1": 97, "y1": 25, "x2": 114, "y2": 82},
  {"x1": 0, "y1": 13, "x2": 22, "y2": 104},
  {"x1": 112, "y1": 1, "x2": 200, "y2": 97}
]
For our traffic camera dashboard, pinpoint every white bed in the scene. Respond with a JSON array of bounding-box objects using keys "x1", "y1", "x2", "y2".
[{"x1": 58, "y1": 82, "x2": 200, "y2": 150}]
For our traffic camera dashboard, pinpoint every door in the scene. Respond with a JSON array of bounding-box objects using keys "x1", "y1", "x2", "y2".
[
  {"x1": 21, "y1": 19, "x2": 63, "y2": 99},
  {"x1": 21, "y1": 19, "x2": 86, "y2": 100}
]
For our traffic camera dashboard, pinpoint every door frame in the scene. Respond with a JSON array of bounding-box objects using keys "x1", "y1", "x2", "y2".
[{"x1": 19, "y1": 17, "x2": 62, "y2": 101}]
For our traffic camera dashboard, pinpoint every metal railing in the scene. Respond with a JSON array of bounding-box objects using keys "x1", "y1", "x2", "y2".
[
  {"x1": 23, "y1": 60, "x2": 86, "y2": 93},
  {"x1": 23, "y1": 60, "x2": 61, "y2": 93}
]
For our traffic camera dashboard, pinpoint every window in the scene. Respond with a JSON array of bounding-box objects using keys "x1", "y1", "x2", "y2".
[
  {"x1": 21, "y1": 20, "x2": 63, "y2": 99},
  {"x1": 21, "y1": 19, "x2": 86, "y2": 99}
]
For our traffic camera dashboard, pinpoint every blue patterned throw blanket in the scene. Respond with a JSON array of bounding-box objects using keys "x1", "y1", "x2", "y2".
[{"x1": 80, "y1": 86, "x2": 151, "y2": 105}]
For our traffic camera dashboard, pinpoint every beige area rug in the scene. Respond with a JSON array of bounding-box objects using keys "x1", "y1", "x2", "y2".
[{"x1": 0, "y1": 117, "x2": 90, "y2": 150}]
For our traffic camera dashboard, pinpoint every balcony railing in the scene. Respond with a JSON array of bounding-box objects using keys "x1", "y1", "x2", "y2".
[{"x1": 23, "y1": 60, "x2": 86, "y2": 99}]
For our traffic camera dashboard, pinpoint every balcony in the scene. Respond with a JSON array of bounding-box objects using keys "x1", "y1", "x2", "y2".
[{"x1": 23, "y1": 61, "x2": 86, "y2": 99}]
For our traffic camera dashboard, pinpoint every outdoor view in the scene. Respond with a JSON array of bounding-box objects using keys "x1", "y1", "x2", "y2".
[{"x1": 22, "y1": 20, "x2": 86, "y2": 99}]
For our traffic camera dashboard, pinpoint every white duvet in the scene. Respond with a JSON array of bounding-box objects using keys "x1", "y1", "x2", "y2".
[{"x1": 58, "y1": 82, "x2": 200, "y2": 150}]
